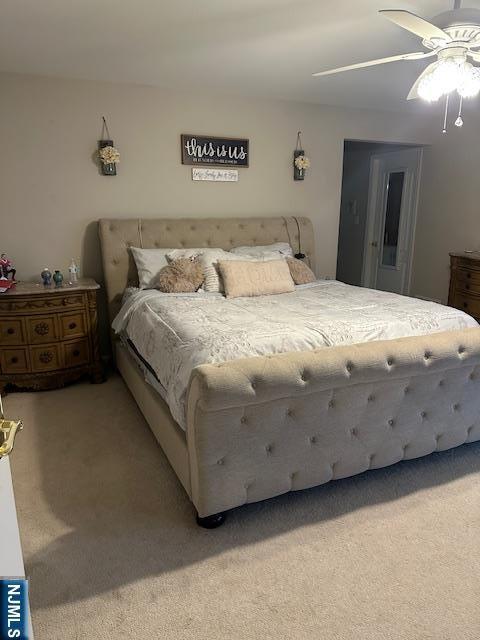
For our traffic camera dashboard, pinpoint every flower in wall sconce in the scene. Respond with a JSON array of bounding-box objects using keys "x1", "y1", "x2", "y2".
[
  {"x1": 98, "y1": 116, "x2": 120, "y2": 176},
  {"x1": 293, "y1": 131, "x2": 310, "y2": 181}
]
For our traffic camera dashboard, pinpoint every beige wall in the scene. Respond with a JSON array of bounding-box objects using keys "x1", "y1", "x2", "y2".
[
  {"x1": 411, "y1": 113, "x2": 480, "y2": 303},
  {"x1": 0, "y1": 72, "x2": 433, "y2": 350}
]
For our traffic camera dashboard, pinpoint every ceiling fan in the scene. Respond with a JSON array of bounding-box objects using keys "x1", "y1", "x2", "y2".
[{"x1": 312, "y1": 1, "x2": 480, "y2": 129}]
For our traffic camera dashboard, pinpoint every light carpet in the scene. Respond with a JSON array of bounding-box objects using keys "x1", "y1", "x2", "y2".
[{"x1": 6, "y1": 374, "x2": 480, "y2": 640}]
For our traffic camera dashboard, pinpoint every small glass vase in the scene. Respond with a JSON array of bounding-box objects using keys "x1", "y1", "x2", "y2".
[
  {"x1": 41, "y1": 268, "x2": 52, "y2": 286},
  {"x1": 53, "y1": 270, "x2": 63, "y2": 287}
]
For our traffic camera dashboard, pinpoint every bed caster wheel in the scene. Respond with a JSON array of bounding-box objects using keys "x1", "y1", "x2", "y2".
[{"x1": 196, "y1": 512, "x2": 227, "y2": 529}]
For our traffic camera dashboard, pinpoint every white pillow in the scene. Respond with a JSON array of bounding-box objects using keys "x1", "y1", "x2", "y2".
[
  {"x1": 230, "y1": 242, "x2": 293, "y2": 259},
  {"x1": 167, "y1": 248, "x2": 279, "y2": 293},
  {"x1": 130, "y1": 247, "x2": 174, "y2": 289}
]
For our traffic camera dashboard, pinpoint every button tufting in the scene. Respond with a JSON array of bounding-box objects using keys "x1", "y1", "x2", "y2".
[
  {"x1": 328, "y1": 400, "x2": 335, "y2": 409},
  {"x1": 458, "y1": 346, "x2": 465, "y2": 354},
  {"x1": 424, "y1": 351, "x2": 431, "y2": 360},
  {"x1": 286, "y1": 408, "x2": 293, "y2": 417},
  {"x1": 387, "y1": 358, "x2": 394, "y2": 366},
  {"x1": 368, "y1": 394, "x2": 375, "y2": 403},
  {"x1": 388, "y1": 419, "x2": 395, "y2": 427},
  {"x1": 421, "y1": 411, "x2": 427, "y2": 419},
  {"x1": 453, "y1": 403, "x2": 460, "y2": 411},
  {"x1": 439, "y1": 380, "x2": 445, "y2": 387},
  {"x1": 346, "y1": 363, "x2": 353, "y2": 373},
  {"x1": 251, "y1": 381, "x2": 257, "y2": 389},
  {"x1": 350, "y1": 427, "x2": 357, "y2": 437},
  {"x1": 217, "y1": 458, "x2": 224, "y2": 465},
  {"x1": 165, "y1": 226, "x2": 171, "y2": 232},
  {"x1": 240, "y1": 416, "x2": 247, "y2": 424},
  {"x1": 468, "y1": 425, "x2": 475, "y2": 434},
  {"x1": 300, "y1": 372, "x2": 309, "y2": 382},
  {"x1": 310, "y1": 436, "x2": 317, "y2": 444},
  {"x1": 404, "y1": 386, "x2": 410, "y2": 394},
  {"x1": 112, "y1": 259, "x2": 119, "y2": 266},
  {"x1": 265, "y1": 444, "x2": 273, "y2": 454},
  {"x1": 470, "y1": 372, "x2": 476, "y2": 380},
  {"x1": 436, "y1": 434, "x2": 442, "y2": 442},
  {"x1": 190, "y1": 225, "x2": 196, "y2": 231}
]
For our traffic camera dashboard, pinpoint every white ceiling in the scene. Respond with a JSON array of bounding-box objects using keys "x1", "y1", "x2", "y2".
[{"x1": 0, "y1": 0, "x2": 476, "y2": 111}]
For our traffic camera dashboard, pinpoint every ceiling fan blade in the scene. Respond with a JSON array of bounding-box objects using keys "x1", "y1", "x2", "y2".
[
  {"x1": 380, "y1": 10, "x2": 451, "y2": 42},
  {"x1": 406, "y1": 60, "x2": 439, "y2": 99},
  {"x1": 312, "y1": 51, "x2": 434, "y2": 77}
]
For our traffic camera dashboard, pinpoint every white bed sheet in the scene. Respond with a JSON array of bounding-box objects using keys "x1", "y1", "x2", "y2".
[{"x1": 113, "y1": 281, "x2": 478, "y2": 430}]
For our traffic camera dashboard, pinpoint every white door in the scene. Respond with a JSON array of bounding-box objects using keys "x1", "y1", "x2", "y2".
[{"x1": 362, "y1": 147, "x2": 422, "y2": 295}]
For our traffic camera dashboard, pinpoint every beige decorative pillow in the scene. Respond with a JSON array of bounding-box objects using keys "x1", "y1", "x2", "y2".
[
  {"x1": 286, "y1": 257, "x2": 316, "y2": 285},
  {"x1": 218, "y1": 259, "x2": 295, "y2": 298},
  {"x1": 156, "y1": 257, "x2": 204, "y2": 293}
]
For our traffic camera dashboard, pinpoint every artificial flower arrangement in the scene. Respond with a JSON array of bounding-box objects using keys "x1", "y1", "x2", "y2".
[
  {"x1": 294, "y1": 154, "x2": 311, "y2": 172},
  {"x1": 98, "y1": 145, "x2": 120, "y2": 165}
]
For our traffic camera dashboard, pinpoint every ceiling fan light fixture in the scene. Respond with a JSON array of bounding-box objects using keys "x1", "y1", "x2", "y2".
[{"x1": 417, "y1": 56, "x2": 480, "y2": 101}]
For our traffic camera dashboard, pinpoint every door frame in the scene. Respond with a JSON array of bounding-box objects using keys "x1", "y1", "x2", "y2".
[{"x1": 361, "y1": 147, "x2": 423, "y2": 295}]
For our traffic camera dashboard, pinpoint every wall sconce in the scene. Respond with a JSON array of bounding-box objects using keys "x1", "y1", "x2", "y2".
[
  {"x1": 98, "y1": 116, "x2": 120, "y2": 176},
  {"x1": 293, "y1": 131, "x2": 311, "y2": 181}
]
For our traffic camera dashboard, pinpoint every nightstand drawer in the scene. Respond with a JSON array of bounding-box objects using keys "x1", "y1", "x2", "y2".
[
  {"x1": 453, "y1": 293, "x2": 480, "y2": 317},
  {"x1": 27, "y1": 315, "x2": 59, "y2": 344},
  {"x1": 1, "y1": 348, "x2": 30, "y2": 374},
  {"x1": 454, "y1": 268, "x2": 480, "y2": 295},
  {"x1": 30, "y1": 344, "x2": 62, "y2": 372},
  {"x1": 0, "y1": 318, "x2": 25, "y2": 346},
  {"x1": 64, "y1": 339, "x2": 89, "y2": 368},
  {"x1": 59, "y1": 312, "x2": 86, "y2": 340}
]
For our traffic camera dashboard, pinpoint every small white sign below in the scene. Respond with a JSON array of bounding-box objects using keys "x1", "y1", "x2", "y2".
[{"x1": 192, "y1": 168, "x2": 238, "y2": 182}]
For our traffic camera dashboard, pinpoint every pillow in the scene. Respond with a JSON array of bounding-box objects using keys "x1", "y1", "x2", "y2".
[
  {"x1": 286, "y1": 257, "x2": 316, "y2": 285},
  {"x1": 218, "y1": 259, "x2": 295, "y2": 298},
  {"x1": 230, "y1": 242, "x2": 293, "y2": 259},
  {"x1": 130, "y1": 247, "x2": 175, "y2": 289},
  {"x1": 167, "y1": 248, "x2": 280, "y2": 293},
  {"x1": 156, "y1": 257, "x2": 204, "y2": 293}
]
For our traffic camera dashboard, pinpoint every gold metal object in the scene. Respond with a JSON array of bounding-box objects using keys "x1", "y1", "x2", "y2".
[{"x1": 0, "y1": 394, "x2": 23, "y2": 458}]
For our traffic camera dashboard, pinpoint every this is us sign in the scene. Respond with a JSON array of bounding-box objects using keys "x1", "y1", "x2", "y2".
[{"x1": 181, "y1": 134, "x2": 249, "y2": 167}]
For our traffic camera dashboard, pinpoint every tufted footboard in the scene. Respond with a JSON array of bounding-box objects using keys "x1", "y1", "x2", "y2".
[{"x1": 186, "y1": 327, "x2": 480, "y2": 517}]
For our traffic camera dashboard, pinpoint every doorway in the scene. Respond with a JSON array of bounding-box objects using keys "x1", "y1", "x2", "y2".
[{"x1": 336, "y1": 141, "x2": 423, "y2": 295}]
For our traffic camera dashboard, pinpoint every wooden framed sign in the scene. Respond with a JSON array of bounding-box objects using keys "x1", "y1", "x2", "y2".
[{"x1": 181, "y1": 134, "x2": 249, "y2": 167}]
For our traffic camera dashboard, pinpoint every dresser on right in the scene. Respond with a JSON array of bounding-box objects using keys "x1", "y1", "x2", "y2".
[{"x1": 448, "y1": 252, "x2": 480, "y2": 322}]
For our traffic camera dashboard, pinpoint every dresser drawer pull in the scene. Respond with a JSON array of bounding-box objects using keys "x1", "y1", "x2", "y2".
[
  {"x1": 73, "y1": 349, "x2": 80, "y2": 357},
  {"x1": 35, "y1": 322, "x2": 50, "y2": 336},
  {"x1": 68, "y1": 322, "x2": 77, "y2": 330},
  {"x1": 39, "y1": 351, "x2": 54, "y2": 364},
  {"x1": 10, "y1": 356, "x2": 18, "y2": 364},
  {"x1": 7, "y1": 328, "x2": 14, "y2": 335}
]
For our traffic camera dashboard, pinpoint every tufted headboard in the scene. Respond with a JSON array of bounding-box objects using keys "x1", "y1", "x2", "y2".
[{"x1": 98, "y1": 216, "x2": 315, "y2": 323}]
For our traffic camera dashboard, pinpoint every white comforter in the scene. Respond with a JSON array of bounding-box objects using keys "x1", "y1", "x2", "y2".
[{"x1": 112, "y1": 281, "x2": 477, "y2": 429}]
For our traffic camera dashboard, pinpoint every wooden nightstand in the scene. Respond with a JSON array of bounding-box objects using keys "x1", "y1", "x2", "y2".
[
  {"x1": 448, "y1": 252, "x2": 480, "y2": 322},
  {"x1": 0, "y1": 278, "x2": 104, "y2": 392}
]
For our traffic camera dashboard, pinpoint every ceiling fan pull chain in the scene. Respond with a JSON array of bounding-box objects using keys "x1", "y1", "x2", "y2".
[
  {"x1": 455, "y1": 96, "x2": 464, "y2": 127},
  {"x1": 442, "y1": 94, "x2": 450, "y2": 134}
]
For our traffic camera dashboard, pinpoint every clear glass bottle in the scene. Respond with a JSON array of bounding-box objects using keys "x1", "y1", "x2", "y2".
[{"x1": 68, "y1": 259, "x2": 78, "y2": 284}]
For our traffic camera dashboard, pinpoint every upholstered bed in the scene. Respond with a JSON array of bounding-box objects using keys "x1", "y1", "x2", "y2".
[{"x1": 99, "y1": 216, "x2": 480, "y2": 527}]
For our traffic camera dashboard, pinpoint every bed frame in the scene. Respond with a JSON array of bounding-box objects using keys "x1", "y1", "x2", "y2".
[{"x1": 99, "y1": 217, "x2": 480, "y2": 527}]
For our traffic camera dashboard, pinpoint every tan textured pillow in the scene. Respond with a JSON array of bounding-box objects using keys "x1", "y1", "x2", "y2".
[
  {"x1": 156, "y1": 257, "x2": 204, "y2": 293},
  {"x1": 218, "y1": 259, "x2": 295, "y2": 298},
  {"x1": 286, "y1": 257, "x2": 316, "y2": 285}
]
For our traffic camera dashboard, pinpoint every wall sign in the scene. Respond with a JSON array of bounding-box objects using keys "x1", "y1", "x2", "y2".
[
  {"x1": 192, "y1": 168, "x2": 238, "y2": 182},
  {"x1": 181, "y1": 134, "x2": 249, "y2": 167}
]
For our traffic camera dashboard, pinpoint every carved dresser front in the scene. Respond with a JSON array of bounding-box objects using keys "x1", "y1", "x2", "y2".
[{"x1": 0, "y1": 278, "x2": 104, "y2": 392}]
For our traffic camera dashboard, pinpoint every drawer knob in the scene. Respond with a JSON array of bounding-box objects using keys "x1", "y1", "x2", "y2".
[
  {"x1": 68, "y1": 322, "x2": 77, "y2": 330},
  {"x1": 73, "y1": 349, "x2": 80, "y2": 357},
  {"x1": 39, "y1": 351, "x2": 53, "y2": 364},
  {"x1": 7, "y1": 328, "x2": 14, "y2": 335},
  {"x1": 10, "y1": 356, "x2": 18, "y2": 364},
  {"x1": 35, "y1": 322, "x2": 50, "y2": 336}
]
